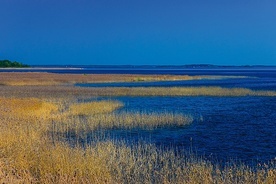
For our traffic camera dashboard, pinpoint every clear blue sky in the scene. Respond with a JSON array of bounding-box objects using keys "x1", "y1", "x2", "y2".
[{"x1": 1, "y1": 0, "x2": 275, "y2": 65}]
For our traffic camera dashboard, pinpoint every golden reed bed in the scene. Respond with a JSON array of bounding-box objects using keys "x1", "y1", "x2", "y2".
[
  {"x1": 0, "y1": 72, "x2": 240, "y2": 86},
  {"x1": 0, "y1": 72, "x2": 274, "y2": 98},
  {"x1": 0, "y1": 85, "x2": 275, "y2": 98},
  {"x1": 0, "y1": 97, "x2": 275, "y2": 183}
]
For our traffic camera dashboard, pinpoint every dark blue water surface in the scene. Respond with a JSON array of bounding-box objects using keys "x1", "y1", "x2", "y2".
[
  {"x1": 93, "y1": 96, "x2": 276, "y2": 164},
  {"x1": 1, "y1": 67, "x2": 276, "y2": 78}
]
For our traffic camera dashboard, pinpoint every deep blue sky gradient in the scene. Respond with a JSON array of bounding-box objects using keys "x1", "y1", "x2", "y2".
[{"x1": 1, "y1": 0, "x2": 275, "y2": 65}]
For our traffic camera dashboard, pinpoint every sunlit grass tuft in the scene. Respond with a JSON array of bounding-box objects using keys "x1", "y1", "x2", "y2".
[
  {"x1": 95, "y1": 112, "x2": 194, "y2": 129},
  {"x1": 68, "y1": 100, "x2": 123, "y2": 116},
  {"x1": 51, "y1": 112, "x2": 193, "y2": 138},
  {"x1": 103, "y1": 87, "x2": 276, "y2": 96},
  {"x1": 0, "y1": 97, "x2": 58, "y2": 121}
]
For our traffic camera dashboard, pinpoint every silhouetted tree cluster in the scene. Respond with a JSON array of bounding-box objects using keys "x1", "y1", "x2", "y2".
[{"x1": 0, "y1": 60, "x2": 29, "y2": 68}]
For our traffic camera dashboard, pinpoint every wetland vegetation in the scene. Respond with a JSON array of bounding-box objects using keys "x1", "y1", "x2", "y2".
[
  {"x1": 0, "y1": 72, "x2": 244, "y2": 86},
  {"x1": 0, "y1": 73, "x2": 275, "y2": 183}
]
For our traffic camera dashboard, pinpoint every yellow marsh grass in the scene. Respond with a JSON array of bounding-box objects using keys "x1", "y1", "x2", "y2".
[
  {"x1": 0, "y1": 97, "x2": 275, "y2": 183},
  {"x1": 93, "y1": 112, "x2": 193, "y2": 129},
  {"x1": 0, "y1": 72, "x2": 243, "y2": 86},
  {"x1": 97, "y1": 87, "x2": 276, "y2": 97},
  {"x1": 0, "y1": 98, "x2": 115, "y2": 183},
  {"x1": 91, "y1": 141, "x2": 276, "y2": 184},
  {"x1": 0, "y1": 97, "x2": 58, "y2": 121},
  {"x1": 0, "y1": 135, "x2": 111, "y2": 183},
  {"x1": 68, "y1": 101, "x2": 123, "y2": 116},
  {"x1": 51, "y1": 113, "x2": 193, "y2": 137},
  {"x1": 1, "y1": 86, "x2": 275, "y2": 99}
]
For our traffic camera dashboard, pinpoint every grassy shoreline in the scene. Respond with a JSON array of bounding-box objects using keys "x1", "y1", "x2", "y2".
[
  {"x1": 0, "y1": 85, "x2": 275, "y2": 98},
  {"x1": 0, "y1": 72, "x2": 247, "y2": 86}
]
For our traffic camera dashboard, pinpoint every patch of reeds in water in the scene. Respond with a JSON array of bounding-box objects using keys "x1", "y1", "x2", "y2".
[
  {"x1": 68, "y1": 100, "x2": 123, "y2": 116},
  {"x1": 1, "y1": 85, "x2": 275, "y2": 99},
  {"x1": 99, "y1": 87, "x2": 276, "y2": 96},
  {"x1": 0, "y1": 72, "x2": 244, "y2": 86},
  {"x1": 51, "y1": 112, "x2": 193, "y2": 138}
]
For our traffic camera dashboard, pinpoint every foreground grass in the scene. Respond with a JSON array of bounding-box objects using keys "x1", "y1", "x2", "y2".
[{"x1": 0, "y1": 97, "x2": 275, "y2": 183}]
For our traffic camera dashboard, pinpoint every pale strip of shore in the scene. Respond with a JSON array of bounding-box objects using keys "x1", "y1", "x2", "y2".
[
  {"x1": 0, "y1": 67, "x2": 84, "y2": 70},
  {"x1": 0, "y1": 67, "x2": 83, "y2": 70}
]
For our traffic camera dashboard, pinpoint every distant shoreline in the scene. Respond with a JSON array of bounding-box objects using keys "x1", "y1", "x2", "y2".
[
  {"x1": 1, "y1": 65, "x2": 275, "y2": 70},
  {"x1": 0, "y1": 67, "x2": 83, "y2": 70}
]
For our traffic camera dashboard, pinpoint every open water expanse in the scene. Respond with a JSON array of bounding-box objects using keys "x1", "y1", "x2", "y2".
[
  {"x1": 2, "y1": 67, "x2": 275, "y2": 164},
  {"x1": 95, "y1": 96, "x2": 275, "y2": 164}
]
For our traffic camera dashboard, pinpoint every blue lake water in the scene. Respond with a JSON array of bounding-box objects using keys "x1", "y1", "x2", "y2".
[
  {"x1": 87, "y1": 96, "x2": 276, "y2": 164},
  {"x1": 1, "y1": 66, "x2": 276, "y2": 78}
]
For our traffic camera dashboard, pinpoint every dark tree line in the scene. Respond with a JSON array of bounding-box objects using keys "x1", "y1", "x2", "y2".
[{"x1": 0, "y1": 60, "x2": 29, "y2": 68}]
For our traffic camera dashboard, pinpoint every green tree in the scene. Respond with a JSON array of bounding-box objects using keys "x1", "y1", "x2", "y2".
[{"x1": 0, "y1": 60, "x2": 29, "y2": 68}]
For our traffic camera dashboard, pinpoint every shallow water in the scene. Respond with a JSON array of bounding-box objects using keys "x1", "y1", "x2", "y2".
[
  {"x1": 89, "y1": 96, "x2": 276, "y2": 164},
  {"x1": 2, "y1": 66, "x2": 276, "y2": 78}
]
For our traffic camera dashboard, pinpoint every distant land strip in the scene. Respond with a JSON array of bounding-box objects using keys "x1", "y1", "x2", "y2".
[{"x1": 0, "y1": 67, "x2": 82, "y2": 70}]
